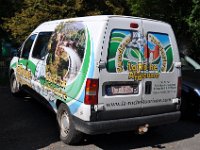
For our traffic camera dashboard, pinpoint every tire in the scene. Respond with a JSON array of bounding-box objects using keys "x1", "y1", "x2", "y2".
[
  {"x1": 57, "y1": 103, "x2": 83, "y2": 145},
  {"x1": 10, "y1": 73, "x2": 21, "y2": 96}
]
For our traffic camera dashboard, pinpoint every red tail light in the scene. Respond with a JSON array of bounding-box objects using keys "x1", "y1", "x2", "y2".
[
  {"x1": 130, "y1": 22, "x2": 139, "y2": 28},
  {"x1": 84, "y1": 78, "x2": 99, "y2": 105},
  {"x1": 177, "y1": 76, "x2": 182, "y2": 98}
]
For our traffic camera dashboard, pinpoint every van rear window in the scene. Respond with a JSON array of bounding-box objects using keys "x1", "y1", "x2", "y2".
[
  {"x1": 107, "y1": 30, "x2": 174, "y2": 73},
  {"x1": 107, "y1": 29, "x2": 145, "y2": 73},
  {"x1": 147, "y1": 32, "x2": 174, "y2": 72}
]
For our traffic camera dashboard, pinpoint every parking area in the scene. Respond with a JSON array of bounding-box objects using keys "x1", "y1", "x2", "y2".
[{"x1": 1, "y1": 87, "x2": 200, "y2": 150}]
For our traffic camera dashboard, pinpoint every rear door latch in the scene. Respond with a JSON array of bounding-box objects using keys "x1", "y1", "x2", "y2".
[{"x1": 145, "y1": 81, "x2": 152, "y2": 94}]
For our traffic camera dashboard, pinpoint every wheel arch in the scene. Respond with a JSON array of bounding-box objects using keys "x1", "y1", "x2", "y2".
[
  {"x1": 56, "y1": 100, "x2": 64, "y2": 110},
  {"x1": 56, "y1": 100, "x2": 70, "y2": 112}
]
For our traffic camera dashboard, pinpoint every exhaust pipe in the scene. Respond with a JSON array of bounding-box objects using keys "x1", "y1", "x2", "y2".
[{"x1": 137, "y1": 124, "x2": 149, "y2": 135}]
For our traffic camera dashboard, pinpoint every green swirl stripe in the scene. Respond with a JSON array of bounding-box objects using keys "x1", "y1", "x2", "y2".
[
  {"x1": 108, "y1": 42, "x2": 120, "y2": 59},
  {"x1": 18, "y1": 59, "x2": 36, "y2": 75},
  {"x1": 111, "y1": 32, "x2": 126, "y2": 38},
  {"x1": 107, "y1": 59, "x2": 116, "y2": 72},
  {"x1": 165, "y1": 46, "x2": 173, "y2": 71},
  {"x1": 27, "y1": 60, "x2": 37, "y2": 75},
  {"x1": 130, "y1": 49, "x2": 140, "y2": 59},
  {"x1": 111, "y1": 37, "x2": 123, "y2": 42}
]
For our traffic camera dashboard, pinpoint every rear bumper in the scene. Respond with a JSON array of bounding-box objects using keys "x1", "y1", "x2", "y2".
[{"x1": 73, "y1": 111, "x2": 180, "y2": 135}]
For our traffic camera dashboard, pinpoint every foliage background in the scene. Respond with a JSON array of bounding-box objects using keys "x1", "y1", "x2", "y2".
[{"x1": 0, "y1": 0, "x2": 200, "y2": 58}]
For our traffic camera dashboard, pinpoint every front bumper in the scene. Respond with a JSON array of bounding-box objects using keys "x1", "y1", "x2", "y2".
[{"x1": 73, "y1": 111, "x2": 181, "y2": 134}]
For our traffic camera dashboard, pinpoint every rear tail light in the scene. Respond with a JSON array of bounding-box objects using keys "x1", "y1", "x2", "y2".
[
  {"x1": 84, "y1": 78, "x2": 99, "y2": 105},
  {"x1": 177, "y1": 76, "x2": 182, "y2": 98},
  {"x1": 130, "y1": 22, "x2": 139, "y2": 28}
]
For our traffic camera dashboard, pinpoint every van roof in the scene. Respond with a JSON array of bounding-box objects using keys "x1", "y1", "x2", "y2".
[{"x1": 32, "y1": 15, "x2": 168, "y2": 33}]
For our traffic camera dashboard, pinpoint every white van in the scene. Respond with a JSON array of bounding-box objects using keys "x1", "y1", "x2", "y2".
[{"x1": 9, "y1": 15, "x2": 181, "y2": 144}]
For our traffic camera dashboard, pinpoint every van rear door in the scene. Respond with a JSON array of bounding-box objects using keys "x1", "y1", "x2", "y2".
[
  {"x1": 141, "y1": 19, "x2": 180, "y2": 116},
  {"x1": 98, "y1": 17, "x2": 144, "y2": 120}
]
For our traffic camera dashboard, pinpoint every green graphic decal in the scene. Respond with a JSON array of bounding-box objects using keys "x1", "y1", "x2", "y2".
[
  {"x1": 18, "y1": 59, "x2": 37, "y2": 75},
  {"x1": 107, "y1": 30, "x2": 145, "y2": 73},
  {"x1": 147, "y1": 33, "x2": 174, "y2": 72},
  {"x1": 10, "y1": 62, "x2": 17, "y2": 68},
  {"x1": 27, "y1": 60, "x2": 37, "y2": 75}
]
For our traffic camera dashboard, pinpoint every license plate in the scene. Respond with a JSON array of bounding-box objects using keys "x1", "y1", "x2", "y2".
[
  {"x1": 106, "y1": 85, "x2": 136, "y2": 95},
  {"x1": 105, "y1": 84, "x2": 139, "y2": 96},
  {"x1": 111, "y1": 85, "x2": 133, "y2": 95}
]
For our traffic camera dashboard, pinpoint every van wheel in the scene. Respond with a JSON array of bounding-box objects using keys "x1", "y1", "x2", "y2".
[
  {"x1": 57, "y1": 103, "x2": 83, "y2": 145},
  {"x1": 10, "y1": 73, "x2": 21, "y2": 96}
]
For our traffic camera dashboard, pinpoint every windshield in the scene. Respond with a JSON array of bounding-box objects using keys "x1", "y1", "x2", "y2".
[{"x1": 180, "y1": 54, "x2": 200, "y2": 70}]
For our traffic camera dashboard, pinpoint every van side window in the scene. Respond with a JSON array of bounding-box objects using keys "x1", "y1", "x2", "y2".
[
  {"x1": 32, "y1": 32, "x2": 52, "y2": 60},
  {"x1": 21, "y1": 34, "x2": 36, "y2": 59}
]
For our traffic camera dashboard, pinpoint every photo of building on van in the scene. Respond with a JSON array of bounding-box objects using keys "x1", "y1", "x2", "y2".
[{"x1": 46, "y1": 22, "x2": 86, "y2": 86}]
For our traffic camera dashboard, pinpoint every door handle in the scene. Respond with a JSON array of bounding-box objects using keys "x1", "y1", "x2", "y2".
[
  {"x1": 174, "y1": 62, "x2": 181, "y2": 68},
  {"x1": 145, "y1": 81, "x2": 152, "y2": 94},
  {"x1": 98, "y1": 61, "x2": 106, "y2": 69}
]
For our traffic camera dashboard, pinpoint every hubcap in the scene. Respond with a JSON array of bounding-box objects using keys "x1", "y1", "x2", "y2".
[
  {"x1": 60, "y1": 111, "x2": 70, "y2": 137},
  {"x1": 11, "y1": 77, "x2": 18, "y2": 93}
]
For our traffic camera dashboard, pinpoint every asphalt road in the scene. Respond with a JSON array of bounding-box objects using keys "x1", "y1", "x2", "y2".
[{"x1": 1, "y1": 86, "x2": 200, "y2": 150}]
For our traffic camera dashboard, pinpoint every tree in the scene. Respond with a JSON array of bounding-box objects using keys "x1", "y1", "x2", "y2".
[
  {"x1": 126, "y1": 0, "x2": 193, "y2": 51},
  {"x1": 4, "y1": 0, "x2": 199, "y2": 56},
  {"x1": 79, "y1": 0, "x2": 126, "y2": 16},
  {"x1": 3, "y1": 0, "x2": 76, "y2": 44},
  {"x1": 187, "y1": 0, "x2": 200, "y2": 51},
  {"x1": 3, "y1": 0, "x2": 126, "y2": 45},
  {"x1": 0, "y1": 0, "x2": 23, "y2": 41}
]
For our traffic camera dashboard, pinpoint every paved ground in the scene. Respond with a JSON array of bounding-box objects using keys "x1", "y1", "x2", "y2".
[{"x1": 1, "y1": 86, "x2": 200, "y2": 150}]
